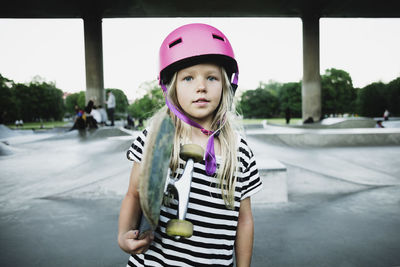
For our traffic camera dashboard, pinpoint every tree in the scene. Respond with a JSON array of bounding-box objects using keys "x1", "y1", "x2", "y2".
[
  {"x1": 356, "y1": 82, "x2": 387, "y2": 117},
  {"x1": 13, "y1": 83, "x2": 33, "y2": 122},
  {"x1": 238, "y1": 87, "x2": 279, "y2": 118},
  {"x1": 321, "y1": 68, "x2": 356, "y2": 116},
  {"x1": 5, "y1": 75, "x2": 65, "y2": 122},
  {"x1": 128, "y1": 81, "x2": 164, "y2": 120},
  {"x1": 65, "y1": 92, "x2": 80, "y2": 115},
  {"x1": 65, "y1": 91, "x2": 86, "y2": 115},
  {"x1": 0, "y1": 74, "x2": 16, "y2": 123},
  {"x1": 28, "y1": 78, "x2": 64, "y2": 121},
  {"x1": 77, "y1": 91, "x2": 86, "y2": 110},
  {"x1": 278, "y1": 82, "x2": 302, "y2": 118},
  {"x1": 385, "y1": 77, "x2": 400, "y2": 116}
]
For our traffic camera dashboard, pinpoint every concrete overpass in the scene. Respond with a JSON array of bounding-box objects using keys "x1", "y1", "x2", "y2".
[{"x1": 2, "y1": 0, "x2": 400, "y2": 122}]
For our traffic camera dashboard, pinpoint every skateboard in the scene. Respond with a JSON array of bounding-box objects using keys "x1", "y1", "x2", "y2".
[
  {"x1": 138, "y1": 112, "x2": 204, "y2": 239},
  {"x1": 138, "y1": 112, "x2": 174, "y2": 236}
]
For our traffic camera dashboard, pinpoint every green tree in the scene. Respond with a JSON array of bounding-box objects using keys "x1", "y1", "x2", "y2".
[
  {"x1": 258, "y1": 80, "x2": 281, "y2": 96},
  {"x1": 10, "y1": 76, "x2": 64, "y2": 122},
  {"x1": 278, "y1": 82, "x2": 302, "y2": 117},
  {"x1": 13, "y1": 83, "x2": 32, "y2": 121},
  {"x1": 106, "y1": 88, "x2": 129, "y2": 114},
  {"x1": 77, "y1": 91, "x2": 86, "y2": 110},
  {"x1": 321, "y1": 68, "x2": 356, "y2": 116},
  {"x1": 385, "y1": 77, "x2": 400, "y2": 116},
  {"x1": 65, "y1": 92, "x2": 80, "y2": 115},
  {"x1": 238, "y1": 87, "x2": 279, "y2": 118},
  {"x1": 356, "y1": 82, "x2": 387, "y2": 117},
  {"x1": 128, "y1": 81, "x2": 164, "y2": 120},
  {"x1": 65, "y1": 91, "x2": 86, "y2": 115},
  {"x1": 28, "y1": 77, "x2": 64, "y2": 121},
  {"x1": 0, "y1": 74, "x2": 16, "y2": 123}
]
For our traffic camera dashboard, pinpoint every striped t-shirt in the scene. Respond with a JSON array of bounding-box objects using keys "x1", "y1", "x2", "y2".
[{"x1": 126, "y1": 129, "x2": 262, "y2": 267}]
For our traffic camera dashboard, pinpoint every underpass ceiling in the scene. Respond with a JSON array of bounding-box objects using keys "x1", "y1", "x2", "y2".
[{"x1": 1, "y1": 0, "x2": 400, "y2": 18}]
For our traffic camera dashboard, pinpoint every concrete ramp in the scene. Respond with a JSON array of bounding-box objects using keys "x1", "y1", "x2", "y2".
[
  {"x1": 247, "y1": 126, "x2": 400, "y2": 147},
  {"x1": 41, "y1": 127, "x2": 132, "y2": 142},
  {"x1": 246, "y1": 136, "x2": 400, "y2": 187},
  {"x1": 0, "y1": 124, "x2": 23, "y2": 139},
  {"x1": 0, "y1": 142, "x2": 15, "y2": 156}
]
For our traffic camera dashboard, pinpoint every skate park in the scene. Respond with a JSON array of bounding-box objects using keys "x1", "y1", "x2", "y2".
[
  {"x1": 2, "y1": 1, "x2": 400, "y2": 266},
  {"x1": 1, "y1": 118, "x2": 400, "y2": 266}
]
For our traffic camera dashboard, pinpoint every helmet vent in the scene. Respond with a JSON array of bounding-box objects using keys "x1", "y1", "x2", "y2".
[
  {"x1": 212, "y1": 34, "x2": 225, "y2": 42},
  {"x1": 169, "y1": 38, "x2": 182, "y2": 48}
]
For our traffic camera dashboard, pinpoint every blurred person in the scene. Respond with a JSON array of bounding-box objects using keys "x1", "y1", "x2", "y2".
[
  {"x1": 383, "y1": 109, "x2": 390, "y2": 121},
  {"x1": 91, "y1": 105, "x2": 102, "y2": 125},
  {"x1": 106, "y1": 91, "x2": 116, "y2": 126},
  {"x1": 85, "y1": 100, "x2": 98, "y2": 129},
  {"x1": 98, "y1": 105, "x2": 108, "y2": 125}
]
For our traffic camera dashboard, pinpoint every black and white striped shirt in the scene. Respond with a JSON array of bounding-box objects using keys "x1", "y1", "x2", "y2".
[{"x1": 126, "y1": 129, "x2": 262, "y2": 267}]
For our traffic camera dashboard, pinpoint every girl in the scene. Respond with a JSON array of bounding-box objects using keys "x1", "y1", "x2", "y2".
[{"x1": 118, "y1": 23, "x2": 262, "y2": 267}]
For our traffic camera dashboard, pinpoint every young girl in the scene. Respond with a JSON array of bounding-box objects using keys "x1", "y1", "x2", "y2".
[{"x1": 118, "y1": 23, "x2": 262, "y2": 267}]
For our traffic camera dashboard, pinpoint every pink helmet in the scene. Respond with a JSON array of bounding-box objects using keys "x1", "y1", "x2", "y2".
[{"x1": 158, "y1": 23, "x2": 239, "y2": 91}]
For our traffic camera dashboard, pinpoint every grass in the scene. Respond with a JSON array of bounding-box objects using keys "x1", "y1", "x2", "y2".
[{"x1": 6, "y1": 121, "x2": 70, "y2": 130}]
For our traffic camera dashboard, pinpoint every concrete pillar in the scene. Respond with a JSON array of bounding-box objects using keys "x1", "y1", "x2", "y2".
[
  {"x1": 83, "y1": 16, "x2": 104, "y2": 107},
  {"x1": 302, "y1": 15, "x2": 321, "y2": 123}
]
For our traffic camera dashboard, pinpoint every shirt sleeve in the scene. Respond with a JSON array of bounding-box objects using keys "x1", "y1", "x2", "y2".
[
  {"x1": 126, "y1": 129, "x2": 148, "y2": 162},
  {"x1": 239, "y1": 139, "x2": 263, "y2": 200}
]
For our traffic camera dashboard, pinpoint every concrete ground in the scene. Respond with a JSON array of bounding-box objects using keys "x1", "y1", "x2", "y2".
[
  {"x1": 248, "y1": 138, "x2": 400, "y2": 267},
  {"x1": 0, "y1": 123, "x2": 399, "y2": 267}
]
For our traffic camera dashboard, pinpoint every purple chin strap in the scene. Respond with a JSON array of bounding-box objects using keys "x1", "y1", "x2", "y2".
[{"x1": 160, "y1": 73, "x2": 238, "y2": 176}]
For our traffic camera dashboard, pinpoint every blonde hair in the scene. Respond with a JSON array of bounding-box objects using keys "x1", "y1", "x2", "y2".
[{"x1": 150, "y1": 67, "x2": 239, "y2": 209}]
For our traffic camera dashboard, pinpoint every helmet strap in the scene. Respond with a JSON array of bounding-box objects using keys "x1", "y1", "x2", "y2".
[
  {"x1": 231, "y1": 72, "x2": 239, "y2": 92},
  {"x1": 161, "y1": 82, "x2": 218, "y2": 176}
]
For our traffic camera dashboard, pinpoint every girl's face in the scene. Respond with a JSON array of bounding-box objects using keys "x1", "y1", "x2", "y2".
[{"x1": 176, "y1": 63, "x2": 223, "y2": 127}]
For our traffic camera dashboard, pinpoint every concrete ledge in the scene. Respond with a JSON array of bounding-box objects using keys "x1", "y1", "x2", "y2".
[
  {"x1": 247, "y1": 127, "x2": 400, "y2": 147},
  {"x1": 280, "y1": 117, "x2": 377, "y2": 129},
  {"x1": 252, "y1": 159, "x2": 288, "y2": 204}
]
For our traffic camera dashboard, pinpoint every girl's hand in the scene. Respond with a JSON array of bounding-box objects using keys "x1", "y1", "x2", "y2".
[{"x1": 118, "y1": 230, "x2": 154, "y2": 254}]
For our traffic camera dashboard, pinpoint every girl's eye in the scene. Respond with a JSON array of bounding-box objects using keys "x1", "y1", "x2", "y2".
[
  {"x1": 183, "y1": 76, "x2": 193, "y2": 82},
  {"x1": 208, "y1": 76, "x2": 218, "y2": 81}
]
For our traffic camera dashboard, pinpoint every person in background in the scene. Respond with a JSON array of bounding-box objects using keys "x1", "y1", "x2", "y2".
[
  {"x1": 91, "y1": 105, "x2": 102, "y2": 125},
  {"x1": 126, "y1": 114, "x2": 135, "y2": 129},
  {"x1": 106, "y1": 91, "x2": 116, "y2": 126},
  {"x1": 285, "y1": 107, "x2": 291, "y2": 125},
  {"x1": 69, "y1": 105, "x2": 86, "y2": 131},
  {"x1": 98, "y1": 105, "x2": 108, "y2": 126},
  {"x1": 376, "y1": 120, "x2": 385, "y2": 128},
  {"x1": 383, "y1": 109, "x2": 390, "y2": 121},
  {"x1": 85, "y1": 100, "x2": 98, "y2": 129}
]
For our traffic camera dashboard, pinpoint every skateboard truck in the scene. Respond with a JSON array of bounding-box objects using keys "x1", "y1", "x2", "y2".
[{"x1": 165, "y1": 144, "x2": 204, "y2": 240}]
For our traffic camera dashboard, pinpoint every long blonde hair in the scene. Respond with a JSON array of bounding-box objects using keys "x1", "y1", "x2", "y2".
[{"x1": 150, "y1": 67, "x2": 239, "y2": 209}]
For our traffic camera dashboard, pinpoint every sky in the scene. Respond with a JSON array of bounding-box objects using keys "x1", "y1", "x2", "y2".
[{"x1": 0, "y1": 17, "x2": 399, "y2": 101}]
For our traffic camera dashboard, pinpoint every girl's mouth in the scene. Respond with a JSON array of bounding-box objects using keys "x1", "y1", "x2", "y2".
[{"x1": 193, "y1": 98, "x2": 209, "y2": 103}]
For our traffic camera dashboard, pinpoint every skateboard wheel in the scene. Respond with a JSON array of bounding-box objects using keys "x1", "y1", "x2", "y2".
[
  {"x1": 166, "y1": 219, "x2": 193, "y2": 238},
  {"x1": 180, "y1": 144, "x2": 204, "y2": 162}
]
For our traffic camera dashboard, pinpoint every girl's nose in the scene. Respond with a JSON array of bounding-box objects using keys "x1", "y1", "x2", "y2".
[{"x1": 196, "y1": 77, "x2": 206, "y2": 92}]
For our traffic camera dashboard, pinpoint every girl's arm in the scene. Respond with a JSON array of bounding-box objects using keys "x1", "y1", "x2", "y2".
[
  {"x1": 235, "y1": 197, "x2": 254, "y2": 267},
  {"x1": 118, "y1": 162, "x2": 154, "y2": 254}
]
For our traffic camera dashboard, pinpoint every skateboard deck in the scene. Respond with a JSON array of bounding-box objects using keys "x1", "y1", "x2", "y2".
[{"x1": 138, "y1": 111, "x2": 175, "y2": 233}]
